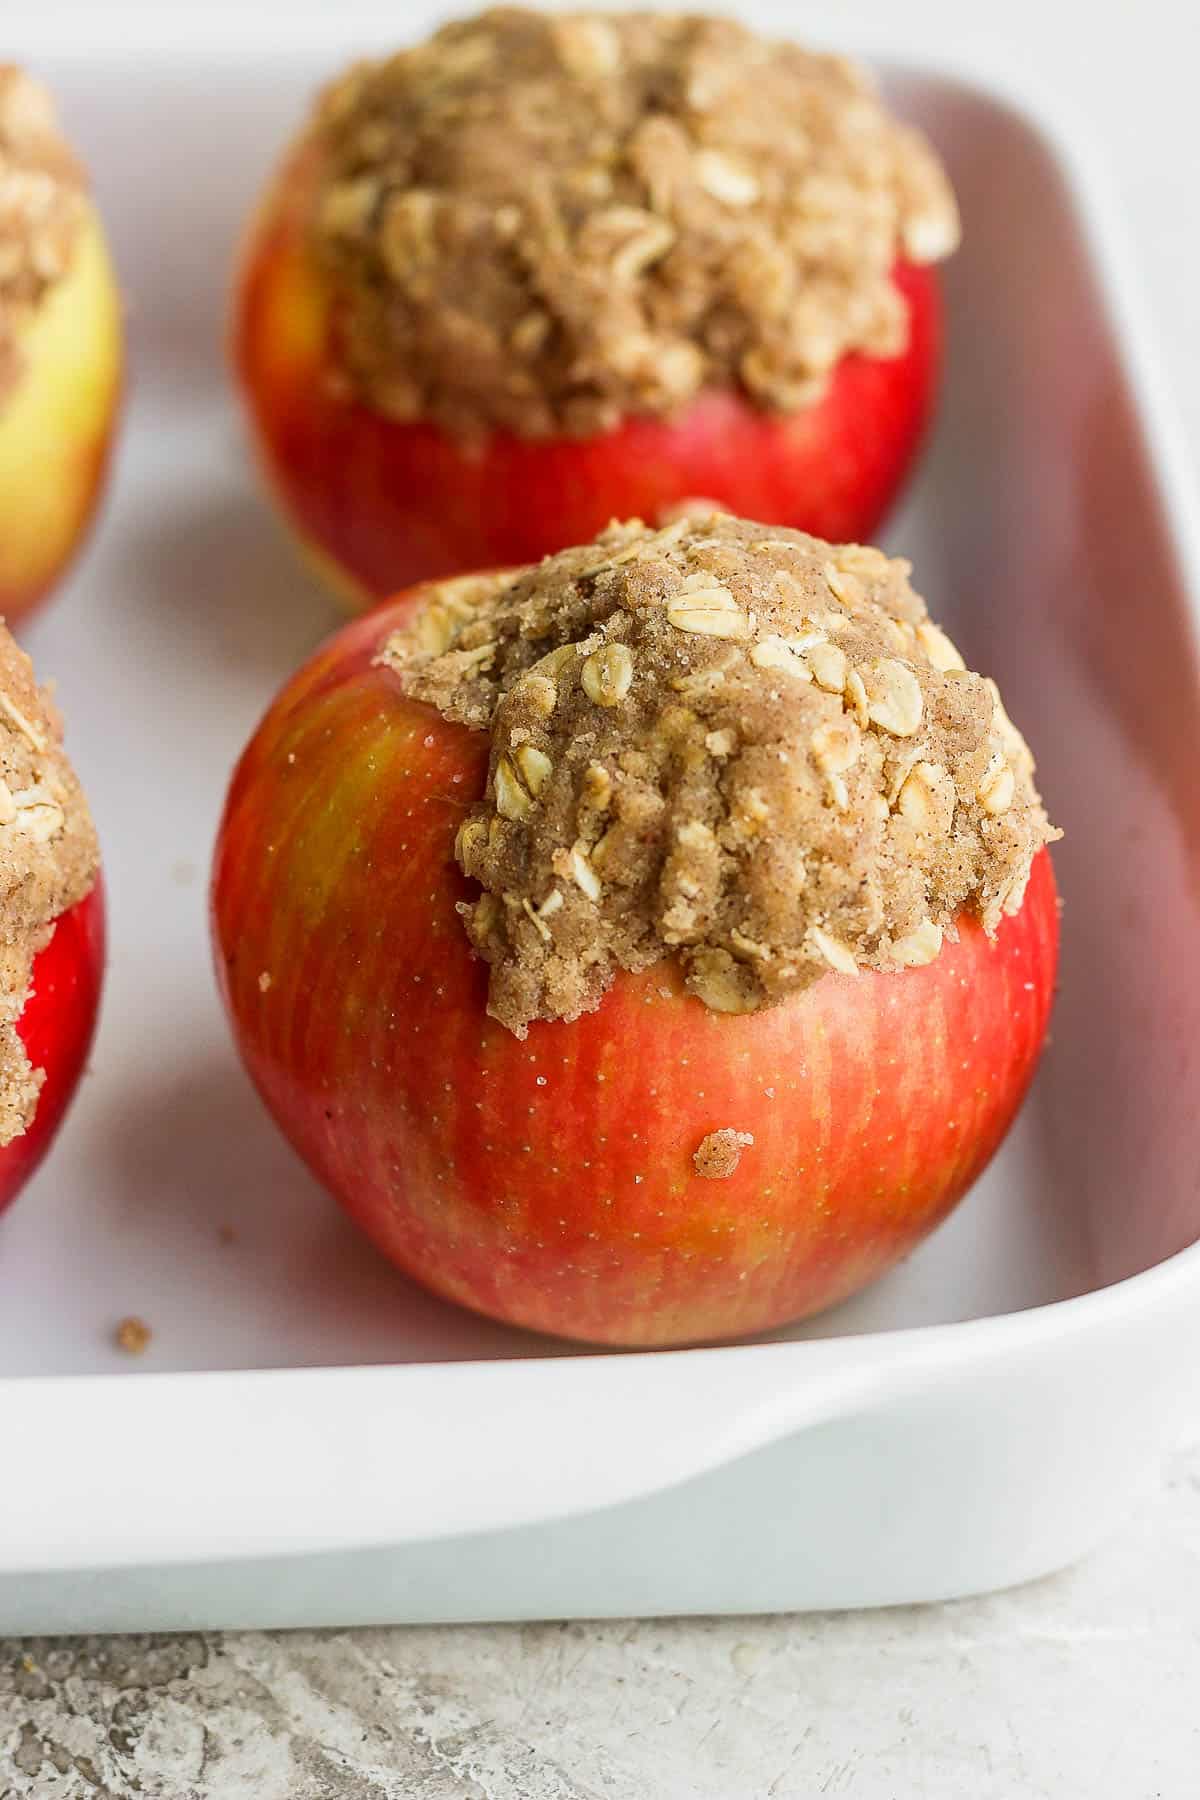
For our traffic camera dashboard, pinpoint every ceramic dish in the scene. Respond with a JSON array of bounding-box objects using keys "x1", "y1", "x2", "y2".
[{"x1": 0, "y1": 49, "x2": 1196, "y2": 1631}]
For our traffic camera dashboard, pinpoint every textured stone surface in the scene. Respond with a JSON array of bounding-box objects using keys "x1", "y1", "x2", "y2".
[{"x1": 0, "y1": 1441, "x2": 1198, "y2": 1797}]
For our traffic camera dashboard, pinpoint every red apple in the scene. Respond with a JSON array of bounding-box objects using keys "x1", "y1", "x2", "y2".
[
  {"x1": 212, "y1": 586, "x2": 1058, "y2": 1348},
  {"x1": 0, "y1": 879, "x2": 104, "y2": 1212},
  {"x1": 233, "y1": 147, "x2": 943, "y2": 610}
]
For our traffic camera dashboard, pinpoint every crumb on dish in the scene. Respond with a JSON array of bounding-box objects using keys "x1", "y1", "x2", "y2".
[{"x1": 114, "y1": 1315, "x2": 151, "y2": 1355}]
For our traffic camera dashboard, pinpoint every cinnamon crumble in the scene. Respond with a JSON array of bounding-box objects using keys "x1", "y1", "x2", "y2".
[
  {"x1": 310, "y1": 9, "x2": 959, "y2": 440},
  {"x1": 382, "y1": 513, "x2": 1057, "y2": 1037}
]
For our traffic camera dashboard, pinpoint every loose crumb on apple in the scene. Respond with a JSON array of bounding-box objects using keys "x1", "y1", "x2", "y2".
[
  {"x1": 258, "y1": 970, "x2": 272, "y2": 993},
  {"x1": 694, "y1": 1128, "x2": 754, "y2": 1180},
  {"x1": 114, "y1": 1315, "x2": 151, "y2": 1355}
]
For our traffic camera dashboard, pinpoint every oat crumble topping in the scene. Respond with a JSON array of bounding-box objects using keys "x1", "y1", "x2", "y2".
[
  {"x1": 382, "y1": 513, "x2": 1057, "y2": 1037},
  {"x1": 0, "y1": 629, "x2": 98, "y2": 1141},
  {"x1": 311, "y1": 8, "x2": 959, "y2": 440},
  {"x1": 0, "y1": 68, "x2": 86, "y2": 406}
]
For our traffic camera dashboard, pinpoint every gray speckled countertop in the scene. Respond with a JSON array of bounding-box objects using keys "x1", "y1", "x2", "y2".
[
  {"x1": 2, "y1": 1, "x2": 1199, "y2": 1794},
  {"x1": 0, "y1": 1442, "x2": 1197, "y2": 1796}
]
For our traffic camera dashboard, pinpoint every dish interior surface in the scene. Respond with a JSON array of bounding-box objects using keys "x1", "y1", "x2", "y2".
[{"x1": 1, "y1": 56, "x2": 1197, "y2": 1380}]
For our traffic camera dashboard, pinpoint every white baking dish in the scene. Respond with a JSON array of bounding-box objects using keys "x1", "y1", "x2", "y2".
[{"x1": 0, "y1": 43, "x2": 1197, "y2": 1633}]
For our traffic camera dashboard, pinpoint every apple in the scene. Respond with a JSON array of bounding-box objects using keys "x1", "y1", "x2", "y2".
[
  {"x1": 212, "y1": 584, "x2": 1059, "y2": 1348},
  {"x1": 0, "y1": 201, "x2": 123, "y2": 626},
  {"x1": 0, "y1": 880, "x2": 104, "y2": 1212},
  {"x1": 233, "y1": 145, "x2": 943, "y2": 611}
]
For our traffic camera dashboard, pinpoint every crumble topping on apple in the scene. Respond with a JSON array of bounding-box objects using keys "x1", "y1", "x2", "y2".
[
  {"x1": 383, "y1": 513, "x2": 1058, "y2": 1035},
  {"x1": 0, "y1": 630, "x2": 98, "y2": 1142},
  {"x1": 310, "y1": 8, "x2": 959, "y2": 440},
  {"x1": 0, "y1": 68, "x2": 86, "y2": 405}
]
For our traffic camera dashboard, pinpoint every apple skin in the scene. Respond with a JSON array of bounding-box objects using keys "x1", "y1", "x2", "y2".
[
  {"x1": 0, "y1": 206, "x2": 123, "y2": 625},
  {"x1": 212, "y1": 588, "x2": 1059, "y2": 1348},
  {"x1": 233, "y1": 149, "x2": 943, "y2": 610},
  {"x1": 0, "y1": 879, "x2": 105, "y2": 1214}
]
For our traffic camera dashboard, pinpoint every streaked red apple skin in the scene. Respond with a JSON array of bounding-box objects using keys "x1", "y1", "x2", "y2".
[
  {"x1": 233, "y1": 148, "x2": 944, "y2": 609},
  {"x1": 211, "y1": 589, "x2": 1059, "y2": 1347},
  {"x1": 0, "y1": 879, "x2": 105, "y2": 1212}
]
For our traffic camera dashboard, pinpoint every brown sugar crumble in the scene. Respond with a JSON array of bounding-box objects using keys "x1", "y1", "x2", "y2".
[
  {"x1": 0, "y1": 68, "x2": 86, "y2": 406},
  {"x1": 694, "y1": 1127, "x2": 754, "y2": 1179},
  {"x1": 382, "y1": 513, "x2": 1058, "y2": 1038},
  {"x1": 0, "y1": 630, "x2": 98, "y2": 1142},
  {"x1": 309, "y1": 8, "x2": 959, "y2": 440},
  {"x1": 114, "y1": 1316, "x2": 151, "y2": 1355}
]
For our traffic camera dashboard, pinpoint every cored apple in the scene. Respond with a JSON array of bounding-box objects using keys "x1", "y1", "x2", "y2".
[
  {"x1": 0, "y1": 879, "x2": 104, "y2": 1211},
  {"x1": 212, "y1": 583, "x2": 1059, "y2": 1348},
  {"x1": 0, "y1": 74, "x2": 123, "y2": 624},
  {"x1": 234, "y1": 146, "x2": 942, "y2": 612}
]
